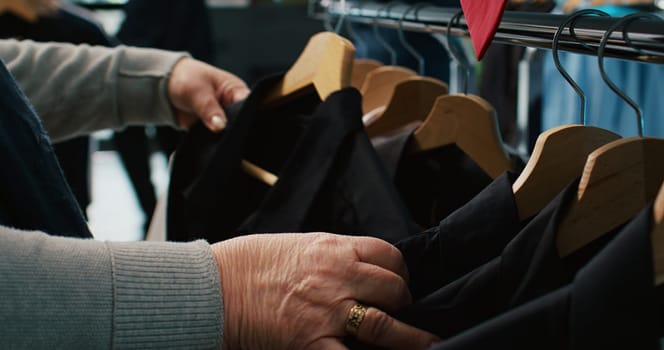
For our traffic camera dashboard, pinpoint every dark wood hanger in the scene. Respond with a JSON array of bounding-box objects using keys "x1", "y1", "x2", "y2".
[
  {"x1": 351, "y1": 59, "x2": 383, "y2": 90},
  {"x1": 410, "y1": 94, "x2": 511, "y2": 179},
  {"x1": 360, "y1": 66, "x2": 417, "y2": 115},
  {"x1": 365, "y1": 76, "x2": 448, "y2": 138},
  {"x1": 556, "y1": 137, "x2": 664, "y2": 257},
  {"x1": 513, "y1": 125, "x2": 621, "y2": 221}
]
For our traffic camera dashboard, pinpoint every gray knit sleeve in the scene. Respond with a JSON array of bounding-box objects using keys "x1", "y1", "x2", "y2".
[
  {"x1": 0, "y1": 39, "x2": 189, "y2": 142},
  {"x1": 0, "y1": 226, "x2": 223, "y2": 349}
]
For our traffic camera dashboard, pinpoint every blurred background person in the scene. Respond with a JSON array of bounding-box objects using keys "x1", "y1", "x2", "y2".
[{"x1": 110, "y1": 0, "x2": 214, "y2": 236}]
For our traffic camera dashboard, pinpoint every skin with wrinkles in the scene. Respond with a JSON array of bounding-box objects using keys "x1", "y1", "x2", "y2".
[{"x1": 211, "y1": 233, "x2": 440, "y2": 350}]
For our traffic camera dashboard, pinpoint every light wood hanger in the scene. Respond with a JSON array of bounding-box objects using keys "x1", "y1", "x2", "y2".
[
  {"x1": 409, "y1": 11, "x2": 511, "y2": 179},
  {"x1": 653, "y1": 182, "x2": 664, "y2": 285},
  {"x1": 351, "y1": 59, "x2": 383, "y2": 90},
  {"x1": 365, "y1": 76, "x2": 448, "y2": 137},
  {"x1": 248, "y1": 32, "x2": 355, "y2": 186},
  {"x1": 263, "y1": 31, "x2": 355, "y2": 105},
  {"x1": 360, "y1": 66, "x2": 417, "y2": 114},
  {"x1": 556, "y1": 137, "x2": 664, "y2": 257},
  {"x1": 411, "y1": 93, "x2": 511, "y2": 179},
  {"x1": 557, "y1": 13, "x2": 664, "y2": 258},
  {"x1": 513, "y1": 125, "x2": 620, "y2": 221},
  {"x1": 513, "y1": 10, "x2": 620, "y2": 221}
]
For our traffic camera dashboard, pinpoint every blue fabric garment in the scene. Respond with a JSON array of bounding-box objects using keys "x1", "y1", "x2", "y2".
[
  {"x1": 541, "y1": 52, "x2": 664, "y2": 137},
  {"x1": 0, "y1": 60, "x2": 91, "y2": 238}
]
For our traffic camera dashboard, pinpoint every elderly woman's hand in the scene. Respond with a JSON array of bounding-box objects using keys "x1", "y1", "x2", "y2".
[
  {"x1": 211, "y1": 233, "x2": 440, "y2": 350},
  {"x1": 167, "y1": 57, "x2": 250, "y2": 132}
]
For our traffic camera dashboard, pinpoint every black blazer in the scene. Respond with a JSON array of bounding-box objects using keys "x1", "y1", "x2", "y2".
[
  {"x1": 430, "y1": 203, "x2": 661, "y2": 350},
  {"x1": 167, "y1": 75, "x2": 419, "y2": 244},
  {"x1": 395, "y1": 172, "x2": 527, "y2": 300},
  {"x1": 371, "y1": 123, "x2": 526, "y2": 228},
  {"x1": 392, "y1": 178, "x2": 621, "y2": 340}
]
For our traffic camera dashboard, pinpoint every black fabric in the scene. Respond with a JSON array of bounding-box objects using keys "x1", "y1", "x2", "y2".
[
  {"x1": 0, "y1": 60, "x2": 91, "y2": 238},
  {"x1": 391, "y1": 178, "x2": 621, "y2": 340},
  {"x1": 167, "y1": 75, "x2": 419, "y2": 244},
  {"x1": 0, "y1": 6, "x2": 116, "y2": 215},
  {"x1": 395, "y1": 172, "x2": 527, "y2": 300},
  {"x1": 371, "y1": 124, "x2": 527, "y2": 228},
  {"x1": 431, "y1": 203, "x2": 661, "y2": 350}
]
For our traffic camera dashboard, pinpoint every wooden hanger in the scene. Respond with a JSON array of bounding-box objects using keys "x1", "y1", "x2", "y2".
[
  {"x1": 513, "y1": 125, "x2": 620, "y2": 221},
  {"x1": 360, "y1": 66, "x2": 417, "y2": 115},
  {"x1": 351, "y1": 59, "x2": 383, "y2": 90},
  {"x1": 410, "y1": 94, "x2": 511, "y2": 179},
  {"x1": 513, "y1": 9, "x2": 620, "y2": 221},
  {"x1": 556, "y1": 13, "x2": 664, "y2": 258},
  {"x1": 653, "y1": 182, "x2": 664, "y2": 285},
  {"x1": 557, "y1": 137, "x2": 664, "y2": 257},
  {"x1": 263, "y1": 31, "x2": 355, "y2": 105},
  {"x1": 365, "y1": 76, "x2": 448, "y2": 137},
  {"x1": 248, "y1": 32, "x2": 355, "y2": 186},
  {"x1": 0, "y1": 0, "x2": 44, "y2": 22}
]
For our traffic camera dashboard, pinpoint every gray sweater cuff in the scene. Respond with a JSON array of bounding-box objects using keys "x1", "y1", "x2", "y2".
[
  {"x1": 0, "y1": 228, "x2": 223, "y2": 349},
  {"x1": 108, "y1": 240, "x2": 223, "y2": 349}
]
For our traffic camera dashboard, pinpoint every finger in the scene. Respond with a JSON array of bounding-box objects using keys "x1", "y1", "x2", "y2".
[
  {"x1": 217, "y1": 77, "x2": 250, "y2": 106},
  {"x1": 194, "y1": 93, "x2": 228, "y2": 132},
  {"x1": 350, "y1": 236, "x2": 409, "y2": 282},
  {"x1": 349, "y1": 262, "x2": 411, "y2": 311},
  {"x1": 356, "y1": 306, "x2": 440, "y2": 350},
  {"x1": 307, "y1": 337, "x2": 348, "y2": 350}
]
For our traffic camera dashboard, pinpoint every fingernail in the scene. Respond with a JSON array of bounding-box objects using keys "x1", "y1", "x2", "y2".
[{"x1": 211, "y1": 115, "x2": 226, "y2": 130}]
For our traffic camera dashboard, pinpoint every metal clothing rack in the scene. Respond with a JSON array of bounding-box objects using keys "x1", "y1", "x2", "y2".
[{"x1": 315, "y1": 1, "x2": 664, "y2": 63}]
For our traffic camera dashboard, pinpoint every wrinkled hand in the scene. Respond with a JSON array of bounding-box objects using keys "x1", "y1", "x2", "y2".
[
  {"x1": 167, "y1": 57, "x2": 250, "y2": 132},
  {"x1": 211, "y1": 233, "x2": 440, "y2": 350}
]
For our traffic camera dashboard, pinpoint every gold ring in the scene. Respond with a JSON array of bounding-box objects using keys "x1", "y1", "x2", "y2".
[{"x1": 345, "y1": 304, "x2": 368, "y2": 336}]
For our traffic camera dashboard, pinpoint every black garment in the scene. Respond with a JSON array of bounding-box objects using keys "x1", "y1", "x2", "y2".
[
  {"x1": 393, "y1": 178, "x2": 620, "y2": 340},
  {"x1": 371, "y1": 123, "x2": 526, "y2": 228},
  {"x1": 167, "y1": 75, "x2": 418, "y2": 244},
  {"x1": 0, "y1": 6, "x2": 115, "y2": 216},
  {"x1": 395, "y1": 172, "x2": 527, "y2": 299},
  {"x1": 0, "y1": 61, "x2": 91, "y2": 238},
  {"x1": 431, "y1": 203, "x2": 661, "y2": 350}
]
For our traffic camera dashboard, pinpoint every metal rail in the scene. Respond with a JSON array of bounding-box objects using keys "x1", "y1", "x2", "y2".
[{"x1": 317, "y1": 1, "x2": 664, "y2": 63}]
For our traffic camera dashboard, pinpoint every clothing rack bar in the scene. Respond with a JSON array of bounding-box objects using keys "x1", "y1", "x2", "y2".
[{"x1": 317, "y1": 1, "x2": 664, "y2": 63}]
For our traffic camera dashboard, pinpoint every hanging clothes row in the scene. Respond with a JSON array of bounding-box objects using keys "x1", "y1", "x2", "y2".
[{"x1": 163, "y1": 4, "x2": 664, "y2": 349}]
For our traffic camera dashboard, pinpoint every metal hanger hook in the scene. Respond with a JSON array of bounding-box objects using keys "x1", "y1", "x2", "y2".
[
  {"x1": 446, "y1": 10, "x2": 470, "y2": 94},
  {"x1": 334, "y1": 0, "x2": 348, "y2": 34},
  {"x1": 398, "y1": 3, "x2": 431, "y2": 75},
  {"x1": 344, "y1": 2, "x2": 366, "y2": 57},
  {"x1": 598, "y1": 13, "x2": 662, "y2": 137},
  {"x1": 373, "y1": 1, "x2": 402, "y2": 65},
  {"x1": 552, "y1": 9, "x2": 610, "y2": 126}
]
